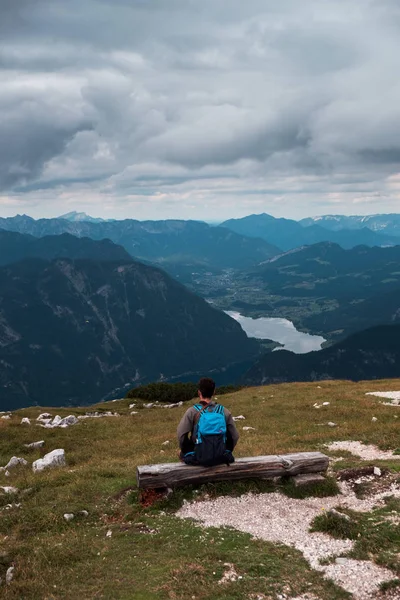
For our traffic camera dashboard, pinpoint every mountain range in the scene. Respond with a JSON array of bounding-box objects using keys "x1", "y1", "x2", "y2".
[
  {"x1": 0, "y1": 233, "x2": 258, "y2": 409},
  {"x1": 243, "y1": 324, "x2": 400, "y2": 385},
  {"x1": 0, "y1": 215, "x2": 280, "y2": 271},
  {"x1": 0, "y1": 230, "x2": 130, "y2": 266},
  {"x1": 243, "y1": 242, "x2": 400, "y2": 340},
  {"x1": 300, "y1": 213, "x2": 400, "y2": 237},
  {"x1": 221, "y1": 213, "x2": 399, "y2": 250}
]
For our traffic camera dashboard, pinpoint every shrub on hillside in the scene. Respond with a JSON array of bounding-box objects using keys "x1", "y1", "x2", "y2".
[{"x1": 125, "y1": 382, "x2": 242, "y2": 403}]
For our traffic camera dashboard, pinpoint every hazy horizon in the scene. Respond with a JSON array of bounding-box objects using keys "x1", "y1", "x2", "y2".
[{"x1": 2, "y1": 209, "x2": 400, "y2": 224}]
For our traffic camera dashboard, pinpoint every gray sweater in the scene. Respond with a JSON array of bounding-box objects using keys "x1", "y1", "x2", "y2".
[{"x1": 177, "y1": 401, "x2": 239, "y2": 452}]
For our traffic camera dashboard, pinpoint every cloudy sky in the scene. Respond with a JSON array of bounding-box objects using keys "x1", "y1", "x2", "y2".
[{"x1": 1, "y1": 0, "x2": 400, "y2": 221}]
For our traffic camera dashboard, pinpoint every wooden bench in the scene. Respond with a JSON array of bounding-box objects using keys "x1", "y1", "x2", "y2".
[{"x1": 137, "y1": 452, "x2": 329, "y2": 490}]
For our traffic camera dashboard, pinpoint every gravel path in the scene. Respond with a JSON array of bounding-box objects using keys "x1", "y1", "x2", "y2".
[
  {"x1": 177, "y1": 479, "x2": 400, "y2": 599},
  {"x1": 326, "y1": 441, "x2": 400, "y2": 461},
  {"x1": 366, "y1": 391, "x2": 400, "y2": 405}
]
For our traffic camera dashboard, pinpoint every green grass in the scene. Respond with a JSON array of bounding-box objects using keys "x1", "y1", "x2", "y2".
[
  {"x1": 1, "y1": 378, "x2": 400, "y2": 598},
  {"x1": 310, "y1": 497, "x2": 400, "y2": 576}
]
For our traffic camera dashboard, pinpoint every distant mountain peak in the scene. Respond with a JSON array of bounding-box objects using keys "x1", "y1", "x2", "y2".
[{"x1": 58, "y1": 211, "x2": 105, "y2": 223}]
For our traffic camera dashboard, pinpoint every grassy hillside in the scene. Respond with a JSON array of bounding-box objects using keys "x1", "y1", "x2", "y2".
[{"x1": 1, "y1": 380, "x2": 400, "y2": 599}]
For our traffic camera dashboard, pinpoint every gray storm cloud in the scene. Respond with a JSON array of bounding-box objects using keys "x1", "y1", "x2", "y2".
[{"x1": 0, "y1": 0, "x2": 400, "y2": 218}]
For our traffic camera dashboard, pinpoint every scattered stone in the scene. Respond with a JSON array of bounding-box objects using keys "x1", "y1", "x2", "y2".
[
  {"x1": 218, "y1": 563, "x2": 239, "y2": 584},
  {"x1": 59, "y1": 415, "x2": 79, "y2": 428},
  {"x1": 162, "y1": 440, "x2": 170, "y2": 446},
  {"x1": 373, "y1": 467, "x2": 382, "y2": 477},
  {"x1": 40, "y1": 415, "x2": 79, "y2": 428},
  {"x1": 0, "y1": 486, "x2": 18, "y2": 494},
  {"x1": 329, "y1": 508, "x2": 351, "y2": 522},
  {"x1": 20, "y1": 417, "x2": 31, "y2": 425},
  {"x1": 371, "y1": 417, "x2": 377, "y2": 422},
  {"x1": 6, "y1": 566, "x2": 14, "y2": 585},
  {"x1": 327, "y1": 422, "x2": 337, "y2": 427},
  {"x1": 322, "y1": 402, "x2": 330, "y2": 406},
  {"x1": 162, "y1": 402, "x2": 183, "y2": 408},
  {"x1": 1, "y1": 415, "x2": 11, "y2": 420},
  {"x1": 130, "y1": 411, "x2": 138, "y2": 415},
  {"x1": 77, "y1": 411, "x2": 119, "y2": 420},
  {"x1": 129, "y1": 403, "x2": 136, "y2": 409},
  {"x1": 233, "y1": 415, "x2": 246, "y2": 421},
  {"x1": 335, "y1": 557, "x2": 349, "y2": 565},
  {"x1": 78, "y1": 510, "x2": 89, "y2": 517},
  {"x1": 106, "y1": 529, "x2": 112, "y2": 538},
  {"x1": 243, "y1": 426, "x2": 255, "y2": 431},
  {"x1": 64, "y1": 513, "x2": 74, "y2": 522},
  {"x1": 144, "y1": 403, "x2": 154, "y2": 409},
  {"x1": 24, "y1": 441, "x2": 45, "y2": 449},
  {"x1": 33, "y1": 449, "x2": 66, "y2": 472},
  {"x1": 37, "y1": 412, "x2": 52, "y2": 421},
  {"x1": 293, "y1": 474, "x2": 326, "y2": 488},
  {"x1": 4, "y1": 457, "x2": 28, "y2": 470},
  {"x1": 5, "y1": 471, "x2": 10, "y2": 477}
]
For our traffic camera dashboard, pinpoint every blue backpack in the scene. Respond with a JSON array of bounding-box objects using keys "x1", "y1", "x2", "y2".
[{"x1": 184, "y1": 403, "x2": 234, "y2": 467}]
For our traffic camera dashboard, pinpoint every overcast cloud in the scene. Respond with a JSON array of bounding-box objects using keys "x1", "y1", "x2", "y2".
[{"x1": 1, "y1": 0, "x2": 400, "y2": 220}]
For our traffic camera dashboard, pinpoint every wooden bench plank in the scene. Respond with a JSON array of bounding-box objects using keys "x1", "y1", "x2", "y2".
[{"x1": 136, "y1": 452, "x2": 329, "y2": 489}]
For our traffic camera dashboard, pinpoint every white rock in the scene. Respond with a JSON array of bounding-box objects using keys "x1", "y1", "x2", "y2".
[
  {"x1": 1, "y1": 415, "x2": 11, "y2": 420},
  {"x1": 37, "y1": 419, "x2": 52, "y2": 426},
  {"x1": 64, "y1": 513, "x2": 74, "y2": 522},
  {"x1": 130, "y1": 411, "x2": 138, "y2": 415},
  {"x1": 78, "y1": 510, "x2": 89, "y2": 517},
  {"x1": 0, "y1": 486, "x2": 18, "y2": 494},
  {"x1": 24, "y1": 441, "x2": 45, "y2": 449},
  {"x1": 144, "y1": 403, "x2": 154, "y2": 408},
  {"x1": 373, "y1": 467, "x2": 382, "y2": 476},
  {"x1": 243, "y1": 426, "x2": 255, "y2": 431},
  {"x1": 327, "y1": 422, "x2": 337, "y2": 427},
  {"x1": 20, "y1": 417, "x2": 31, "y2": 425},
  {"x1": 322, "y1": 402, "x2": 330, "y2": 406},
  {"x1": 329, "y1": 508, "x2": 351, "y2": 521},
  {"x1": 58, "y1": 415, "x2": 79, "y2": 428},
  {"x1": 33, "y1": 449, "x2": 66, "y2": 472},
  {"x1": 335, "y1": 557, "x2": 349, "y2": 565},
  {"x1": 51, "y1": 415, "x2": 62, "y2": 426},
  {"x1": 129, "y1": 403, "x2": 136, "y2": 409},
  {"x1": 5, "y1": 471, "x2": 10, "y2": 477},
  {"x1": 106, "y1": 529, "x2": 112, "y2": 538},
  {"x1": 372, "y1": 417, "x2": 378, "y2": 422},
  {"x1": 36, "y1": 413, "x2": 52, "y2": 421},
  {"x1": 162, "y1": 440, "x2": 170, "y2": 446},
  {"x1": 5, "y1": 457, "x2": 28, "y2": 470},
  {"x1": 6, "y1": 566, "x2": 14, "y2": 584},
  {"x1": 233, "y1": 415, "x2": 246, "y2": 421}
]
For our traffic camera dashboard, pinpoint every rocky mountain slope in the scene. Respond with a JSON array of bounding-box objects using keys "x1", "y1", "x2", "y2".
[
  {"x1": 0, "y1": 257, "x2": 258, "y2": 409},
  {"x1": 243, "y1": 324, "x2": 400, "y2": 384}
]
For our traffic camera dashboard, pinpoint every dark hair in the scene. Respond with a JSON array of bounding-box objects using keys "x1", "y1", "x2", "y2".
[{"x1": 198, "y1": 377, "x2": 216, "y2": 399}]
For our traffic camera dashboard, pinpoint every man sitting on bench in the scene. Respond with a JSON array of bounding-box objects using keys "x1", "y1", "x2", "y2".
[{"x1": 177, "y1": 377, "x2": 239, "y2": 466}]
